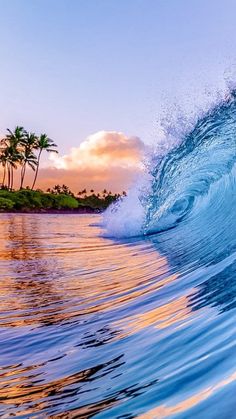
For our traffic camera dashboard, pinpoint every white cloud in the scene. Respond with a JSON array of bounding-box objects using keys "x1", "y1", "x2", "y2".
[{"x1": 49, "y1": 130, "x2": 145, "y2": 170}]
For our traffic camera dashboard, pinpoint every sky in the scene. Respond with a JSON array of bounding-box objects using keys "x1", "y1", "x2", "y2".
[{"x1": 1, "y1": 0, "x2": 236, "y2": 191}]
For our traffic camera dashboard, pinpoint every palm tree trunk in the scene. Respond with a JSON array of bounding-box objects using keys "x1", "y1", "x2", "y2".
[
  {"x1": 7, "y1": 164, "x2": 11, "y2": 190},
  {"x1": 2, "y1": 165, "x2": 6, "y2": 188},
  {"x1": 20, "y1": 165, "x2": 24, "y2": 189},
  {"x1": 20, "y1": 163, "x2": 26, "y2": 189},
  {"x1": 31, "y1": 150, "x2": 42, "y2": 190},
  {"x1": 10, "y1": 166, "x2": 14, "y2": 190}
]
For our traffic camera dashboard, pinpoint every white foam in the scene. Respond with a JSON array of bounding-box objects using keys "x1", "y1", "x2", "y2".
[{"x1": 102, "y1": 174, "x2": 150, "y2": 238}]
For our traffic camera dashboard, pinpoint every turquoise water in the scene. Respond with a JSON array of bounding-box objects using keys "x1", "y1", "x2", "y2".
[{"x1": 1, "y1": 213, "x2": 236, "y2": 418}]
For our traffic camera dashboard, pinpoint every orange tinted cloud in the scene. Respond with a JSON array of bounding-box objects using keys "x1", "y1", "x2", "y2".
[
  {"x1": 34, "y1": 131, "x2": 145, "y2": 192},
  {"x1": 50, "y1": 131, "x2": 145, "y2": 169}
]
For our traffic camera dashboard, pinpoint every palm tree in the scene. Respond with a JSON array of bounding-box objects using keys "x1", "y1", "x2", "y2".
[
  {"x1": 2, "y1": 126, "x2": 25, "y2": 189},
  {"x1": 0, "y1": 149, "x2": 8, "y2": 188},
  {"x1": 31, "y1": 134, "x2": 58, "y2": 190},
  {"x1": 20, "y1": 132, "x2": 38, "y2": 189},
  {"x1": 5, "y1": 126, "x2": 25, "y2": 148},
  {"x1": 6, "y1": 145, "x2": 22, "y2": 190},
  {"x1": 53, "y1": 184, "x2": 62, "y2": 194},
  {"x1": 62, "y1": 184, "x2": 70, "y2": 195}
]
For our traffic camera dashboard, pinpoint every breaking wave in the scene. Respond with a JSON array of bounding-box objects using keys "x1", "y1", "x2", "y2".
[{"x1": 103, "y1": 90, "x2": 236, "y2": 263}]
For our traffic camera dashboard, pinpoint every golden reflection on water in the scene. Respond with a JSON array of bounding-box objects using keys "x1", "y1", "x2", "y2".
[
  {"x1": 0, "y1": 214, "x2": 207, "y2": 418},
  {"x1": 113, "y1": 293, "x2": 195, "y2": 339},
  {"x1": 0, "y1": 214, "x2": 182, "y2": 417},
  {"x1": 137, "y1": 369, "x2": 236, "y2": 418},
  {"x1": 0, "y1": 356, "x2": 123, "y2": 417},
  {"x1": 0, "y1": 214, "x2": 179, "y2": 328}
]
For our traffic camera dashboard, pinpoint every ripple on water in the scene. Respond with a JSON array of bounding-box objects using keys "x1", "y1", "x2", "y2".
[{"x1": 0, "y1": 214, "x2": 236, "y2": 418}]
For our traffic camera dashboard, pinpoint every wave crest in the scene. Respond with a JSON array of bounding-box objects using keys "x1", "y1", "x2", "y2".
[{"x1": 103, "y1": 91, "x2": 236, "y2": 252}]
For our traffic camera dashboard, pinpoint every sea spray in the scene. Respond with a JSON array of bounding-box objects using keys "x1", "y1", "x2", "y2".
[
  {"x1": 102, "y1": 174, "x2": 149, "y2": 238},
  {"x1": 103, "y1": 87, "x2": 236, "y2": 241}
]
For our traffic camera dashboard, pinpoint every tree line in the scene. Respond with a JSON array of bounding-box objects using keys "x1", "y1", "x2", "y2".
[
  {"x1": 0, "y1": 126, "x2": 58, "y2": 190},
  {"x1": 47, "y1": 184, "x2": 127, "y2": 199}
]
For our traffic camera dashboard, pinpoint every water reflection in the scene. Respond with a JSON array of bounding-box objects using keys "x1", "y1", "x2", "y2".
[
  {"x1": 113, "y1": 293, "x2": 194, "y2": 339},
  {"x1": 190, "y1": 260, "x2": 236, "y2": 313},
  {"x1": 0, "y1": 215, "x2": 65, "y2": 328},
  {"x1": 0, "y1": 355, "x2": 125, "y2": 417},
  {"x1": 0, "y1": 214, "x2": 236, "y2": 418},
  {"x1": 137, "y1": 369, "x2": 236, "y2": 419}
]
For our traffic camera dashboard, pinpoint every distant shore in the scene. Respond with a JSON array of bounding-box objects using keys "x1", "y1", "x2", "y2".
[
  {"x1": 0, "y1": 188, "x2": 120, "y2": 214},
  {"x1": 0, "y1": 206, "x2": 101, "y2": 214}
]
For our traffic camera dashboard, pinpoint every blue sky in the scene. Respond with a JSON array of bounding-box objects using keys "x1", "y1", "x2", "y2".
[{"x1": 0, "y1": 0, "x2": 236, "y2": 154}]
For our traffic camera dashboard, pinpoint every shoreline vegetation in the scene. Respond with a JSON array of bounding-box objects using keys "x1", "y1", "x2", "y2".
[
  {"x1": 0, "y1": 186, "x2": 126, "y2": 213},
  {"x1": 0, "y1": 126, "x2": 126, "y2": 213}
]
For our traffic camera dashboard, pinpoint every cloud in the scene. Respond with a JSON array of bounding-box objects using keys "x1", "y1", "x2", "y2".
[
  {"x1": 34, "y1": 131, "x2": 145, "y2": 192},
  {"x1": 50, "y1": 131, "x2": 145, "y2": 169}
]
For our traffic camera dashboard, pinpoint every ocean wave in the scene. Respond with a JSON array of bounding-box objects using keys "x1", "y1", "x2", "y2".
[{"x1": 103, "y1": 90, "x2": 236, "y2": 258}]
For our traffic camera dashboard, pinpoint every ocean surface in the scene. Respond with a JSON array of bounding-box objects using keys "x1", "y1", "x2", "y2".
[
  {"x1": 1, "y1": 92, "x2": 236, "y2": 418},
  {"x1": 0, "y1": 210, "x2": 236, "y2": 418}
]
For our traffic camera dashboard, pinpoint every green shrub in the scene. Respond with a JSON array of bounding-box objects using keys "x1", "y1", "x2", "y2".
[
  {"x1": 0, "y1": 188, "x2": 118, "y2": 211},
  {"x1": 40, "y1": 193, "x2": 56, "y2": 209},
  {"x1": 0, "y1": 190, "x2": 14, "y2": 200},
  {"x1": 0, "y1": 197, "x2": 14, "y2": 210},
  {"x1": 0, "y1": 190, "x2": 79, "y2": 210},
  {"x1": 15, "y1": 190, "x2": 43, "y2": 209},
  {"x1": 0, "y1": 190, "x2": 42, "y2": 209},
  {"x1": 53, "y1": 194, "x2": 79, "y2": 209}
]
